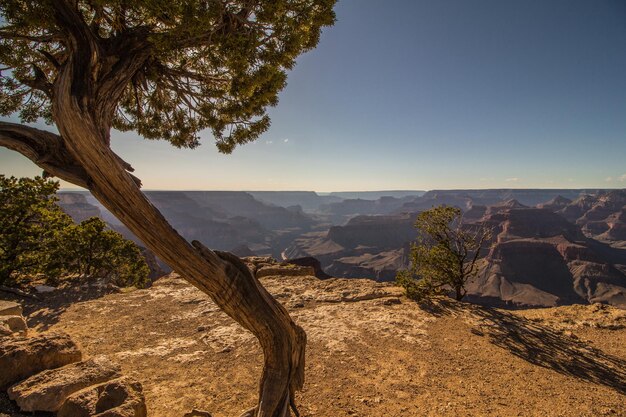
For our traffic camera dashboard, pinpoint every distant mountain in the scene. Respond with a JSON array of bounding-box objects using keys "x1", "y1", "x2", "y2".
[
  {"x1": 326, "y1": 190, "x2": 425, "y2": 200},
  {"x1": 419, "y1": 189, "x2": 605, "y2": 207},
  {"x1": 56, "y1": 188, "x2": 626, "y2": 308},
  {"x1": 247, "y1": 191, "x2": 342, "y2": 211},
  {"x1": 181, "y1": 191, "x2": 316, "y2": 231},
  {"x1": 531, "y1": 190, "x2": 626, "y2": 242},
  {"x1": 320, "y1": 196, "x2": 418, "y2": 224},
  {"x1": 60, "y1": 190, "x2": 323, "y2": 258}
]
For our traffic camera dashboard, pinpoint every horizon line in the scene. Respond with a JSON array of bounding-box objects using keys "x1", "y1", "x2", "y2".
[{"x1": 57, "y1": 187, "x2": 626, "y2": 193}]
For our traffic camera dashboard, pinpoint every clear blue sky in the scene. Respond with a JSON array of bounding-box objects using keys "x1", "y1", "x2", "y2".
[{"x1": 2, "y1": 0, "x2": 626, "y2": 191}]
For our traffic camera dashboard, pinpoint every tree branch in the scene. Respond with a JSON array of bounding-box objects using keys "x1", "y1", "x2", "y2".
[{"x1": 0, "y1": 121, "x2": 90, "y2": 188}]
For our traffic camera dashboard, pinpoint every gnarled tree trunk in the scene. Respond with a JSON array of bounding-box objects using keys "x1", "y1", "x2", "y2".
[
  {"x1": 59, "y1": 89, "x2": 305, "y2": 417},
  {"x1": 2, "y1": 120, "x2": 307, "y2": 417},
  {"x1": 0, "y1": 5, "x2": 307, "y2": 416}
]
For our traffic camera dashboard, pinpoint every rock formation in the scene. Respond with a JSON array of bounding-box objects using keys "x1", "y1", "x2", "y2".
[
  {"x1": 57, "y1": 377, "x2": 147, "y2": 417},
  {"x1": 0, "y1": 333, "x2": 82, "y2": 389},
  {"x1": 0, "y1": 301, "x2": 27, "y2": 336},
  {"x1": 8, "y1": 356, "x2": 123, "y2": 412},
  {"x1": 467, "y1": 207, "x2": 626, "y2": 308}
]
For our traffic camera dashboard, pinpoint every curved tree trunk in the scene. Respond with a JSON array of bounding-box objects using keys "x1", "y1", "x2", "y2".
[
  {"x1": 0, "y1": 1, "x2": 308, "y2": 412},
  {"x1": 50, "y1": 73, "x2": 306, "y2": 416},
  {"x1": 0, "y1": 43, "x2": 306, "y2": 417}
]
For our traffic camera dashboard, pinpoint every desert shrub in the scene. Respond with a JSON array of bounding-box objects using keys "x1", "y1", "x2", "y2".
[{"x1": 397, "y1": 205, "x2": 491, "y2": 301}]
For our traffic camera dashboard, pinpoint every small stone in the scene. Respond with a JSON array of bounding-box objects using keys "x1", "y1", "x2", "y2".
[
  {"x1": 34, "y1": 285, "x2": 55, "y2": 293},
  {"x1": 382, "y1": 298, "x2": 402, "y2": 306},
  {"x1": 184, "y1": 409, "x2": 213, "y2": 417}
]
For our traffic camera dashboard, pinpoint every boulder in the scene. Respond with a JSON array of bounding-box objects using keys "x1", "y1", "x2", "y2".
[
  {"x1": 0, "y1": 315, "x2": 27, "y2": 335},
  {"x1": 0, "y1": 300, "x2": 22, "y2": 317},
  {"x1": 8, "y1": 356, "x2": 121, "y2": 412},
  {"x1": 57, "y1": 377, "x2": 147, "y2": 417},
  {"x1": 0, "y1": 333, "x2": 81, "y2": 389}
]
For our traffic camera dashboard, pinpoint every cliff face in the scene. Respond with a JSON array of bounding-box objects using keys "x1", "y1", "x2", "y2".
[
  {"x1": 284, "y1": 214, "x2": 417, "y2": 281},
  {"x1": 547, "y1": 190, "x2": 626, "y2": 241},
  {"x1": 326, "y1": 214, "x2": 417, "y2": 249},
  {"x1": 468, "y1": 208, "x2": 626, "y2": 308},
  {"x1": 56, "y1": 192, "x2": 101, "y2": 223}
]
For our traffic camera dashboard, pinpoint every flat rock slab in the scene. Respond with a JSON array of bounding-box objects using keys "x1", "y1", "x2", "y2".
[
  {"x1": 0, "y1": 332, "x2": 81, "y2": 390},
  {"x1": 256, "y1": 264, "x2": 315, "y2": 278},
  {"x1": 0, "y1": 300, "x2": 22, "y2": 316},
  {"x1": 8, "y1": 356, "x2": 122, "y2": 412},
  {"x1": 57, "y1": 377, "x2": 147, "y2": 417}
]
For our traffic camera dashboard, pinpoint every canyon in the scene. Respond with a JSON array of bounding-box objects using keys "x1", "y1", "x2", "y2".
[{"x1": 57, "y1": 189, "x2": 626, "y2": 308}]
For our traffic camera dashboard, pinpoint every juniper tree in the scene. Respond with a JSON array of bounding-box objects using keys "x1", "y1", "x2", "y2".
[
  {"x1": 0, "y1": 175, "x2": 70, "y2": 284},
  {"x1": 397, "y1": 206, "x2": 492, "y2": 301},
  {"x1": 0, "y1": 1, "x2": 335, "y2": 415},
  {"x1": 48, "y1": 216, "x2": 149, "y2": 287}
]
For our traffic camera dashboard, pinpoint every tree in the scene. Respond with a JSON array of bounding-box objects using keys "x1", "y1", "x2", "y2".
[
  {"x1": 48, "y1": 217, "x2": 149, "y2": 288},
  {"x1": 0, "y1": 175, "x2": 149, "y2": 287},
  {"x1": 396, "y1": 206, "x2": 492, "y2": 301},
  {"x1": 0, "y1": 2, "x2": 335, "y2": 415},
  {"x1": 0, "y1": 175, "x2": 71, "y2": 284}
]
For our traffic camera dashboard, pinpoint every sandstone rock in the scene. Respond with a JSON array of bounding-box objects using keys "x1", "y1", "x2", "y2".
[
  {"x1": 0, "y1": 333, "x2": 81, "y2": 390},
  {"x1": 0, "y1": 315, "x2": 27, "y2": 334},
  {"x1": 57, "y1": 377, "x2": 147, "y2": 417},
  {"x1": 0, "y1": 300, "x2": 22, "y2": 316},
  {"x1": 8, "y1": 356, "x2": 121, "y2": 412},
  {"x1": 256, "y1": 264, "x2": 315, "y2": 278}
]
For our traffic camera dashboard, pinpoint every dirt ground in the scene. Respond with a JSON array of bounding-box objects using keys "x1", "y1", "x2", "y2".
[{"x1": 14, "y1": 273, "x2": 626, "y2": 417}]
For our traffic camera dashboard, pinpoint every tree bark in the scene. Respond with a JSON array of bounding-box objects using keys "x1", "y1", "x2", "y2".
[
  {"x1": 0, "y1": 54, "x2": 306, "y2": 417},
  {"x1": 53, "y1": 75, "x2": 305, "y2": 416}
]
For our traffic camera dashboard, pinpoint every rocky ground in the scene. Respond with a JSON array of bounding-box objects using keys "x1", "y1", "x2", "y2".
[{"x1": 5, "y1": 272, "x2": 626, "y2": 417}]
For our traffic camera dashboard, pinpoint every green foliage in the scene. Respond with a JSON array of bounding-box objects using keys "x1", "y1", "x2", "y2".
[
  {"x1": 0, "y1": 175, "x2": 71, "y2": 284},
  {"x1": 49, "y1": 217, "x2": 149, "y2": 288},
  {"x1": 396, "y1": 206, "x2": 492, "y2": 301},
  {"x1": 0, "y1": 175, "x2": 149, "y2": 287},
  {"x1": 0, "y1": 0, "x2": 336, "y2": 151}
]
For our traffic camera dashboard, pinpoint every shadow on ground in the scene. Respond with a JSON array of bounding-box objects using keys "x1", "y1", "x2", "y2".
[
  {"x1": 11, "y1": 285, "x2": 120, "y2": 331},
  {"x1": 422, "y1": 299, "x2": 626, "y2": 395}
]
